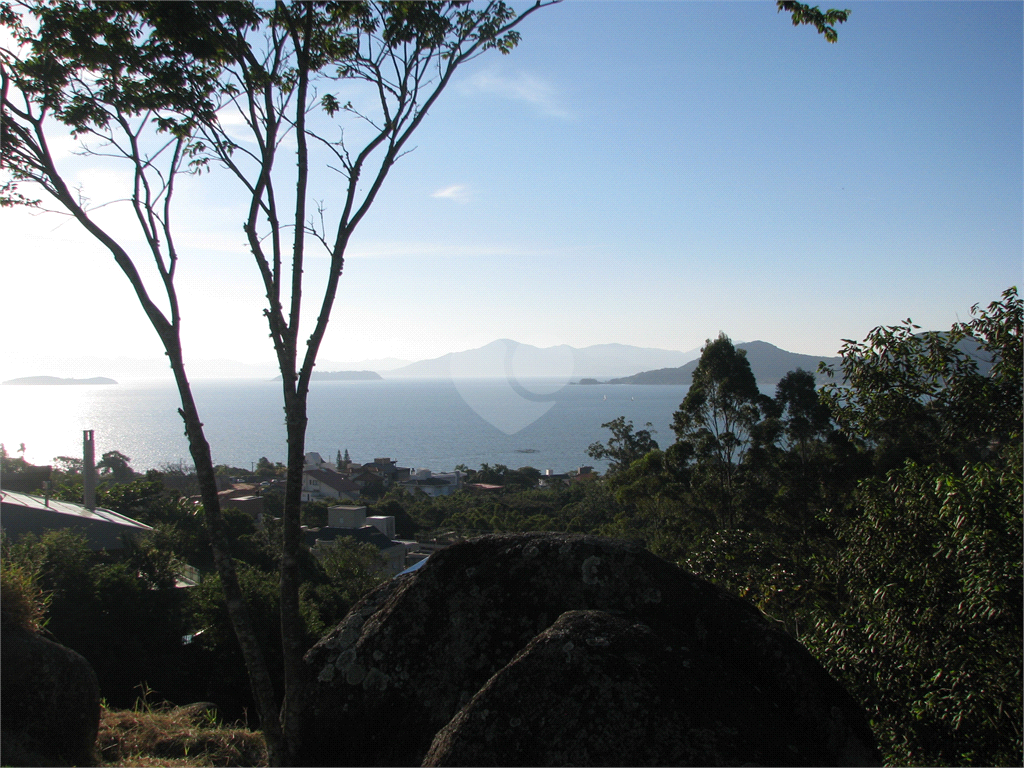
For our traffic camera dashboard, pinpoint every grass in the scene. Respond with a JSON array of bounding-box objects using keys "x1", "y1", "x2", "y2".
[{"x1": 96, "y1": 702, "x2": 267, "y2": 767}]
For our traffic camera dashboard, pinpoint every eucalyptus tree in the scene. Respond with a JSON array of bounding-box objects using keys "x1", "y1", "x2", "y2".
[
  {"x1": 672, "y1": 333, "x2": 770, "y2": 527},
  {"x1": 1, "y1": 1, "x2": 553, "y2": 762}
]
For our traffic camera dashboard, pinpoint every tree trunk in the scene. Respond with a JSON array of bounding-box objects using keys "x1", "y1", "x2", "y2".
[
  {"x1": 279, "y1": 386, "x2": 309, "y2": 765},
  {"x1": 163, "y1": 336, "x2": 286, "y2": 764}
]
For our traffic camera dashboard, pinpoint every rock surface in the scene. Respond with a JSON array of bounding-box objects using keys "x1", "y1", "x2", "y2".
[
  {"x1": 1, "y1": 612, "x2": 101, "y2": 766},
  {"x1": 299, "y1": 533, "x2": 879, "y2": 767}
]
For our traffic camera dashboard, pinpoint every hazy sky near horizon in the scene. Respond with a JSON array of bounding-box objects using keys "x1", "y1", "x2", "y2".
[{"x1": 2, "y1": 0, "x2": 1021, "y2": 378}]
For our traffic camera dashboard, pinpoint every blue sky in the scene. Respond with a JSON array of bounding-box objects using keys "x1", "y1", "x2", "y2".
[{"x1": 2, "y1": 0, "x2": 1021, "y2": 376}]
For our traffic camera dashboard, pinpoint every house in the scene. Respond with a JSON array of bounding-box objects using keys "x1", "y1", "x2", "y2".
[
  {"x1": 304, "y1": 452, "x2": 339, "y2": 471},
  {"x1": 0, "y1": 489, "x2": 152, "y2": 551},
  {"x1": 361, "y1": 457, "x2": 411, "y2": 487},
  {"x1": 348, "y1": 469, "x2": 385, "y2": 496},
  {"x1": 400, "y1": 469, "x2": 462, "y2": 498},
  {"x1": 302, "y1": 469, "x2": 360, "y2": 502},
  {"x1": 303, "y1": 505, "x2": 407, "y2": 575},
  {"x1": 538, "y1": 469, "x2": 570, "y2": 488},
  {"x1": 570, "y1": 466, "x2": 600, "y2": 484},
  {"x1": 218, "y1": 486, "x2": 265, "y2": 522}
]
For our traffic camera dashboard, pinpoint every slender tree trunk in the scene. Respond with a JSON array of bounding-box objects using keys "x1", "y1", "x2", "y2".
[
  {"x1": 163, "y1": 335, "x2": 286, "y2": 764},
  {"x1": 278, "y1": 385, "x2": 309, "y2": 765}
]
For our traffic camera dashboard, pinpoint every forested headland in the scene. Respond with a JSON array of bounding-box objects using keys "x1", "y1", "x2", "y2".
[{"x1": 2, "y1": 289, "x2": 1020, "y2": 766}]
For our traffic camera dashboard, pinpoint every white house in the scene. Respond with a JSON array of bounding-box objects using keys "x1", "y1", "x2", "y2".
[
  {"x1": 302, "y1": 469, "x2": 360, "y2": 502},
  {"x1": 401, "y1": 469, "x2": 463, "y2": 498}
]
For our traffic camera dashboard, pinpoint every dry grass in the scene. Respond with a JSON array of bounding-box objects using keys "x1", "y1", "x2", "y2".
[{"x1": 96, "y1": 703, "x2": 267, "y2": 767}]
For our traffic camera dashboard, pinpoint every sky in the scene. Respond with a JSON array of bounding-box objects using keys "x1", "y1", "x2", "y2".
[{"x1": 2, "y1": 0, "x2": 1021, "y2": 379}]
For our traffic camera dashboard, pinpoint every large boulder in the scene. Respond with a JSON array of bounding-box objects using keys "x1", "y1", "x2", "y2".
[
  {"x1": 424, "y1": 609, "x2": 875, "y2": 766},
  {"x1": 299, "y1": 533, "x2": 879, "y2": 766},
  {"x1": 1, "y1": 612, "x2": 101, "y2": 766}
]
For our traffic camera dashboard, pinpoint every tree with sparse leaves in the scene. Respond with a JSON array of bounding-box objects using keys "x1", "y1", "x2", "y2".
[{"x1": 1, "y1": 2, "x2": 553, "y2": 762}]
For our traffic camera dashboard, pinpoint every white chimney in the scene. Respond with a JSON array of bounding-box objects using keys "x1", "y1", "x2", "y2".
[{"x1": 83, "y1": 430, "x2": 96, "y2": 510}]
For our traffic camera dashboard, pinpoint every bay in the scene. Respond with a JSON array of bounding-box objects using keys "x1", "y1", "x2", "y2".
[{"x1": 1, "y1": 379, "x2": 689, "y2": 474}]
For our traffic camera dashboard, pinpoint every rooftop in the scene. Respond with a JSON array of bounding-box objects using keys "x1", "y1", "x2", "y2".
[{"x1": 0, "y1": 490, "x2": 153, "y2": 532}]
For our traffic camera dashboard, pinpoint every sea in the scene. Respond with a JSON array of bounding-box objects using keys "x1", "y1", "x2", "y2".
[{"x1": 1, "y1": 378, "x2": 690, "y2": 475}]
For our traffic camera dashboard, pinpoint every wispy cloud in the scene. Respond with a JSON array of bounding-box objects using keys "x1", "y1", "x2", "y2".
[
  {"x1": 431, "y1": 184, "x2": 473, "y2": 203},
  {"x1": 462, "y1": 69, "x2": 571, "y2": 120}
]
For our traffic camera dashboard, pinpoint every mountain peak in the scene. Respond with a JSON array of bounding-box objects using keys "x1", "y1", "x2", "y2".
[
  {"x1": 606, "y1": 343, "x2": 841, "y2": 387},
  {"x1": 384, "y1": 340, "x2": 699, "y2": 379}
]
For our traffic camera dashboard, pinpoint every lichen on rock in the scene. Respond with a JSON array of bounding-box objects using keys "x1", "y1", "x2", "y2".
[{"x1": 298, "y1": 532, "x2": 880, "y2": 767}]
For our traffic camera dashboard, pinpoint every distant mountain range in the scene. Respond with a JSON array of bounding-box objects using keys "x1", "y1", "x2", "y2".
[
  {"x1": 272, "y1": 370, "x2": 383, "y2": 382},
  {"x1": 605, "y1": 341, "x2": 841, "y2": 387},
  {"x1": 6, "y1": 336, "x2": 993, "y2": 391},
  {"x1": 382, "y1": 340, "x2": 701, "y2": 380},
  {"x1": 3, "y1": 341, "x2": 851, "y2": 383},
  {"x1": 2, "y1": 376, "x2": 117, "y2": 386}
]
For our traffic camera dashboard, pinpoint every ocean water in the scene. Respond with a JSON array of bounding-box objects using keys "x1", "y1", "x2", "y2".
[{"x1": 1, "y1": 378, "x2": 689, "y2": 475}]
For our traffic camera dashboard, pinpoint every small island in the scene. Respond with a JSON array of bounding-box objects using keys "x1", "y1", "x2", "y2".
[
  {"x1": 2, "y1": 376, "x2": 118, "y2": 385},
  {"x1": 272, "y1": 370, "x2": 383, "y2": 382},
  {"x1": 573, "y1": 378, "x2": 604, "y2": 385}
]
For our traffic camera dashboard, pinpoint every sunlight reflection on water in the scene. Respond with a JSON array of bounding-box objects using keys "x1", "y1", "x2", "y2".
[{"x1": 1, "y1": 379, "x2": 689, "y2": 474}]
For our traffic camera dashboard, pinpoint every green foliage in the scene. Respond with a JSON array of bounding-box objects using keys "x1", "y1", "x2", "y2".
[
  {"x1": 597, "y1": 494, "x2": 692, "y2": 564},
  {"x1": 606, "y1": 445, "x2": 691, "y2": 506},
  {"x1": 592, "y1": 290, "x2": 1023, "y2": 766},
  {"x1": 1, "y1": 529, "x2": 191, "y2": 709},
  {"x1": 672, "y1": 333, "x2": 773, "y2": 527},
  {"x1": 777, "y1": 1, "x2": 851, "y2": 43},
  {"x1": 302, "y1": 539, "x2": 388, "y2": 640},
  {"x1": 183, "y1": 565, "x2": 287, "y2": 719},
  {"x1": 369, "y1": 492, "x2": 420, "y2": 539},
  {"x1": 97, "y1": 450, "x2": 136, "y2": 483},
  {"x1": 805, "y1": 461, "x2": 1022, "y2": 766},
  {"x1": 0, "y1": 534, "x2": 51, "y2": 632},
  {"x1": 183, "y1": 541, "x2": 387, "y2": 718},
  {"x1": 398, "y1": 479, "x2": 622, "y2": 539},
  {"x1": 586, "y1": 416, "x2": 660, "y2": 474},
  {"x1": 53, "y1": 454, "x2": 83, "y2": 475},
  {"x1": 820, "y1": 287, "x2": 1022, "y2": 472},
  {"x1": 683, "y1": 526, "x2": 825, "y2": 637},
  {"x1": 215, "y1": 463, "x2": 254, "y2": 478},
  {"x1": 300, "y1": 497, "x2": 332, "y2": 529},
  {"x1": 3, "y1": 1, "x2": 554, "y2": 757},
  {"x1": 805, "y1": 288, "x2": 1024, "y2": 765},
  {"x1": 0, "y1": 442, "x2": 32, "y2": 474},
  {"x1": 771, "y1": 368, "x2": 833, "y2": 458},
  {"x1": 254, "y1": 457, "x2": 286, "y2": 479}
]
